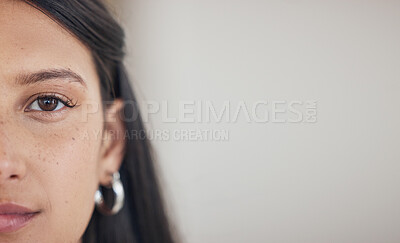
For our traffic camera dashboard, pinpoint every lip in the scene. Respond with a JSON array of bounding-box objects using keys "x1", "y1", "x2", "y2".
[{"x1": 0, "y1": 203, "x2": 40, "y2": 233}]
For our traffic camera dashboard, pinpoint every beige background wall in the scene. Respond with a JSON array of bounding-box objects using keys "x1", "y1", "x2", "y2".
[{"x1": 113, "y1": 1, "x2": 400, "y2": 242}]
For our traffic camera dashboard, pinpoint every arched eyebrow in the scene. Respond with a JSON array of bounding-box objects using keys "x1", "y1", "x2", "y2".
[{"x1": 16, "y1": 68, "x2": 87, "y2": 89}]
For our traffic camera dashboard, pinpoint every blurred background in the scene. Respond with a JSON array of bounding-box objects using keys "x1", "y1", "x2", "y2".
[{"x1": 109, "y1": 1, "x2": 399, "y2": 242}]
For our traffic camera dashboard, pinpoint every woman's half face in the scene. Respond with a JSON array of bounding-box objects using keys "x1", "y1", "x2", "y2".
[{"x1": 0, "y1": 1, "x2": 125, "y2": 242}]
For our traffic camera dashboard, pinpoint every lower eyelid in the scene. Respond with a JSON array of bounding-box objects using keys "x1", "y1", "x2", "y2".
[{"x1": 25, "y1": 108, "x2": 70, "y2": 123}]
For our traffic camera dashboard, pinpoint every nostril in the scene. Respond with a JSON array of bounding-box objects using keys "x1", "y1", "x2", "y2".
[{"x1": 10, "y1": 174, "x2": 18, "y2": 179}]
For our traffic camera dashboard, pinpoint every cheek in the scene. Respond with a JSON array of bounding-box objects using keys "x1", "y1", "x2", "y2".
[{"x1": 27, "y1": 119, "x2": 104, "y2": 240}]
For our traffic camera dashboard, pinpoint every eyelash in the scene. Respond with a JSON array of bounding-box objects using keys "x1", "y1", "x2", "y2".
[{"x1": 25, "y1": 92, "x2": 78, "y2": 112}]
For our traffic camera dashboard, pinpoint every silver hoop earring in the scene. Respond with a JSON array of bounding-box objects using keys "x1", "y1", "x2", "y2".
[{"x1": 94, "y1": 172, "x2": 125, "y2": 216}]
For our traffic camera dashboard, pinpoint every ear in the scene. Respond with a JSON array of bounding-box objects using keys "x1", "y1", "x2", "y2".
[{"x1": 98, "y1": 98, "x2": 126, "y2": 187}]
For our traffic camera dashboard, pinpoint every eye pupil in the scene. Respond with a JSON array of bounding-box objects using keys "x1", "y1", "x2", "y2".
[{"x1": 38, "y1": 97, "x2": 58, "y2": 111}]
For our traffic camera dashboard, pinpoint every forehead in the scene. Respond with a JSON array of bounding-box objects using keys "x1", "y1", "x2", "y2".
[{"x1": 0, "y1": 0, "x2": 98, "y2": 89}]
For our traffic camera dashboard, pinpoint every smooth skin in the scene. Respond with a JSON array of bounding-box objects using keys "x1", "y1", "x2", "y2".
[{"x1": 0, "y1": 1, "x2": 126, "y2": 242}]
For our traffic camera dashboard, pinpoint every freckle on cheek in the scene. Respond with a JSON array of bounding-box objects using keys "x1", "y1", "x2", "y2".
[{"x1": 72, "y1": 137, "x2": 75, "y2": 140}]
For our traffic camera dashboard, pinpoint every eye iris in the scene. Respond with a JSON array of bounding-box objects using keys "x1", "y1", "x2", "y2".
[{"x1": 38, "y1": 97, "x2": 58, "y2": 111}]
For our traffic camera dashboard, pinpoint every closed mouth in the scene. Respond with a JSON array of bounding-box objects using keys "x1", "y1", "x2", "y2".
[
  {"x1": 0, "y1": 212, "x2": 40, "y2": 233},
  {"x1": 0, "y1": 203, "x2": 41, "y2": 234}
]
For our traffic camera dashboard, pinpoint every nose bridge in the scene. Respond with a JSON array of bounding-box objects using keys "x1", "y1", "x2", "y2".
[
  {"x1": 0, "y1": 116, "x2": 12, "y2": 147},
  {"x1": 0, "y1": 54, "x2": 25, "y2": 183},
  {"x1": 0, "y1": 119, "x2": 10, "y2": 149}
]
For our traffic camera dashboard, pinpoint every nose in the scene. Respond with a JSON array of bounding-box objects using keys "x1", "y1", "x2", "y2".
[
  {"x1": 0, "y1": 151, "x2": 26, "y2": 183},
  {"x1": 0, "y1": 129, "x2": 27, "y2": 184}
]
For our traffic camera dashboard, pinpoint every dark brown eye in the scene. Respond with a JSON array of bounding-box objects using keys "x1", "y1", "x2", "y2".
[
  {"x1": 25, "y1": 93, "x2": 76, "y2": 112},
  {"x1": 37, "y1": 97, "x2": 59, "y2": 111},
  {"x1": 26, "y1": 96, "x2": 66, "y2": 112}
]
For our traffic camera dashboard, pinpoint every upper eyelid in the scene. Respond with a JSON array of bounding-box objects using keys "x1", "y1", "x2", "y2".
[
  {"x1": 25, "y1": 92, "x2": 69, "y2": 104},
  {"x1": 37, "y1": 93, "x2": 75, "y2": 106}
]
